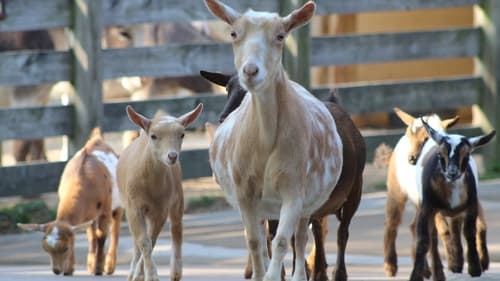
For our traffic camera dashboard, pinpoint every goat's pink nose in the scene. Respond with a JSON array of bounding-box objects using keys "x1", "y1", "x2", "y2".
[
  {"x1": 168, "y1": 152, "x2": 178, "y2": 162},
  {"x1": 243, "y1": 63, "x2": 259, "y2": 77}
]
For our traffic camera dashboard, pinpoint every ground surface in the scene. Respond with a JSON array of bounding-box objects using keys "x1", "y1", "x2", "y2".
[{"x1": 1, "y1": 178, "x2": 499, "y2": 281}]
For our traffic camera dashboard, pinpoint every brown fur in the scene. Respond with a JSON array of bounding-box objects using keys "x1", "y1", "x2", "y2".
[
  {"x1": 18, "y1": 128, "x2": 124, "y2": 275},
  {"x1": 117, "y1": 104, "x2": 202, "y2": 281}
]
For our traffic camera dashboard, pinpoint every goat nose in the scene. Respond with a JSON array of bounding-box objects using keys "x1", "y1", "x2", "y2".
[
  {"x1": 243, "y1": 63, "x2": 259, "y2": 77},
  {"x1": 168, "y1": 152, "x2": 178, "y2": 162},
  {"x1": 53, "y1": 268, "x2": 61, "y2": 275}
]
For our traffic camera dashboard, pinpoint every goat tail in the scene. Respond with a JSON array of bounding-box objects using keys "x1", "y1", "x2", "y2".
[{"x1": 373, "y1": 142, "x2": 394, "y2": 169}]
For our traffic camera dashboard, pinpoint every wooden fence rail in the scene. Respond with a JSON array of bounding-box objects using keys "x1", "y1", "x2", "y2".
[{"x1": 0, "y1": 0, "x2": 497, "y2": 197}]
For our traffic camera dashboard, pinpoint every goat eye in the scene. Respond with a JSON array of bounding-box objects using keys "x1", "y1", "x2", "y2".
[
  {"x1": 230, "y1": 31, "x2": 237, "y2": 39},
  {"x1": 276, "y1": 33, "x2": 286, "y2": 42},
  {"x1": 150, "y1": 134, "x2": 157, "y2": 140}
]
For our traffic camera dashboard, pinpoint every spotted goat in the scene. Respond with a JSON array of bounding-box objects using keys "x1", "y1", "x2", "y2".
[{"x1": 18, "y1": 128, "x2": 124, "y2": 276}]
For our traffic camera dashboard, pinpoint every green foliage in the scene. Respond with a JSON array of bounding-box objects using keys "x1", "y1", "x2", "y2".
[{"x1": 0, "y1": 199, "x2": 56, "y2": 234}]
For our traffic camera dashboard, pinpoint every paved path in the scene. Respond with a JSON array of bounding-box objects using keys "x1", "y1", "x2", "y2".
[{"x1": 1, "y1": 180, "x2": 499, "y2": 280}]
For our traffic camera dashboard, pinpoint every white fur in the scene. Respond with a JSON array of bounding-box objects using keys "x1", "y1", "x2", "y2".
[
  {"x1": 446, "y1": 134, "x2": 464, "y2": 159},
  {"x1": 46, "y1": 226, "x2": 59, "y2": 248},
  {"x1": 449, "y1": 175, "x2": 466, "y2": 208},
  {"x1": 92, "y1": 150, "x2": 123, "y2": 210}
]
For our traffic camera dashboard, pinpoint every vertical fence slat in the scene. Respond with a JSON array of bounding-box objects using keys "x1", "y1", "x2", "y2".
[
  {"x1": 68, "y1": 0, "x2": 103, "y2": 154},
  {"x1": 479, "y1": 1, "x2": 500, "y2": 170}
]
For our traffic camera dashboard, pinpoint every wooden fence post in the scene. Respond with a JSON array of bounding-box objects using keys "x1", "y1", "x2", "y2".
[
  {"x1": 68, "y1": 0, "x2": 103, "y2": 155},
  {"x1": 478, "y1": 1, "x2": 500, "y2": 171},
  {"x1": 280, "y1": 0, "x2": 311, "y2": 90}
]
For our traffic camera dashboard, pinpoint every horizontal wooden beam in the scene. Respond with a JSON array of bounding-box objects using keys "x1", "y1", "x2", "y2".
[
  {"x1": 0, "y1": 125, "x2": 483, "y2": 197},
  {"x1": 0, "y1": 0, "x2": 70, "y2": 32},
  {"x1": 0, "y1": 50, "x2": 71, "y2": 86},
  {"x1": 0, "y1": 0, "x2": 480, "y2": 32},
  {"x1": 103, "y1": 94, "x2": 227, "y2": 132},
  {"x1": 319, "y1": 0, "x2": 481, "y2": 15},
  {"x1": 311, "y1": 28, "x2": 480, "y2": 66},
  {"x1": 0, "y1": 105, "x2": 73, "y2": 141},
  {"x1": 312, "y1": 76, "x2": 482, "y2": 114},
  {"x1": 0, "y1": 149, "x2": 212, "y2": 197}
]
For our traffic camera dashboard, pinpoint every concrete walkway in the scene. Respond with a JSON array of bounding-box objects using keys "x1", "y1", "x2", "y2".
[{"x1": 0, "y1": 179, "x2": 499, "y2": 280}]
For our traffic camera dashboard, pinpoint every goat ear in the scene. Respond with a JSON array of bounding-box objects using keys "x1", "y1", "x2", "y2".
[
  {"x1": 126, "y1": 105, "x2": 151, "y2": 132},
  {"x1": 179, "y1": 103, "x2": 204, "y2": 128},
  {"x1": 283, "y1": 1, "x2": 316, "y2": 33},
  {"x1": 199, "y1": 70, "x2": 231, "y2": 87},
  {"x1": 71, "y1": 220, "x2": 93, "y2": 233},
  {"x1": 205, "y1": 0, "x2": 240, "y2": 25},
  {"x1": 469, "y1": 130, "x2": 496, "y2": 151},
  {"x1": 393, "y1": 107, "x2": 415, "y2": 126},
  {"x1": 441, "y1": 115, "x2": 460, "y2": 129},
  {"x1": 421, "y1": 117, "x2": 444, "y2": 144},
  {"x1": 17, "y1": 223, "x2": 48, "y2": 232}
]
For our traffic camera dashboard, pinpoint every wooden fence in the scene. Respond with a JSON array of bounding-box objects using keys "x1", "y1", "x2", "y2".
[{"x1": 0, "y1": 0, "x2": 498, "y2": 197}]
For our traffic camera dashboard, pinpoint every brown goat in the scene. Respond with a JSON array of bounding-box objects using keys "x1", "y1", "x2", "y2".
[
  {"x1": 18, "y1": 128, "x2": 124, "y2": 275},
  {"x1": 201, "y1": 68, "x2": 365, "y2": 281},
  {"x1": 117, "y1": 104, "x2": 203, "y2": 281}
]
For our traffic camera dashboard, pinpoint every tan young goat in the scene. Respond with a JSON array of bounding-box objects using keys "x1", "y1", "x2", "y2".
[
  {"x1": 18, "y1": 128, "x2": 124, "y2": 276},
  {"x1": 205, "y1": 1, "x2": 345, "y2": 281},
  {"x1": 118, "y1": 104, "x2": 203, "y2": 281}
]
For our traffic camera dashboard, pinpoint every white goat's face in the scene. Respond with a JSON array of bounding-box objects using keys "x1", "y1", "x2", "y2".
[
  {"x1": 148, "y1": 118, "x2": 185, "y2": 166},
  {"x1": 231, "y1": 12, "x2": 285, "y2": 91},
  {"x1": 205, "y1": 0, "x2": 316, "y2": 91}
]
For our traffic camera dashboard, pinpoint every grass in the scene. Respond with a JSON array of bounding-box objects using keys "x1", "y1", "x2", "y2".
[{"x1": 0, "y1": 199, "x2": 56, "y2": 234}]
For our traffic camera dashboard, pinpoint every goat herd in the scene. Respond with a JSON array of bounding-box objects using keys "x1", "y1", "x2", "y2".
[{"x1": 13, "y1": 1, "x2": 496, "y2": 281}]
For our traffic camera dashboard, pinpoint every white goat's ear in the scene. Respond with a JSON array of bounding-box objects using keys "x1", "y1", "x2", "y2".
[
  {"x1": 283, "y1": 1, "x2": 316, "y2": 33},
  {"x1": 469, "y1": 130, "x2": 496, "y2": 151},
  {"x1": 205, "y1": 0, "x2": 240, "y2": 25},
  {"x1": 126, "y1": 105, "x2": 152, "y2": 132},
  {"x1": 421, "y1": 117, "x2": 444, "y2": 144},
  {"x1": 441, "y1": 116, "x2": 460, "y2": 129},
  {"x1": 393, "y1": 107, "x2": 415, "y2": 127},
  {"x1": 17, "y1": 223, "x2": 48, "y2": 232},
  {"x1": 179, "y1": 104, "x2": 204, "y2": 128},
  {"x1": 71, "y1": 220, "x2": 93, "y2": 233}
]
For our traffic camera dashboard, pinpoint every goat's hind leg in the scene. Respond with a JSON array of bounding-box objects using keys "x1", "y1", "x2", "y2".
[
  {"x1": 86, "y1": 221, "x2": 98, "y2": 274},
  {"x1": 291, "y1": 217, "x2": 309, "y2": 281},
  {"x1": 383, "y1": 189, "x2": 406, "y2": 277},
  {"x1": 477, "y1": 203, "x2": 489, "y2": 271},
  {"x1": 307, "y1": 217, "x2": 328, "y2": 281},
  {"x1": 105, "y1": 207, "x2": 124, "y2": 275},
  {"x1": 439, "y1": 215, "x2": 463, "y2": 273}
]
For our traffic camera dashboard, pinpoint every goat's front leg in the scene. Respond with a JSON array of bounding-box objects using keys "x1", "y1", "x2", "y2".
[
  {"x1": 409, "y1": 207, "x2": 433, "y2": 281},
  {"x1": 105, "y1": 207, "x2": 124, "y2": 275},
  {"x1": 127, "y1": 208, "x2": 157, "y2": 281},
  {"x1": 464, "y1": 206, "x2": 482, "y2": 277},
  {"x1": 239, "y1": 199, "x2": 268, "y2": 281},
  {"x1": 169, "y1": 199, "x2": 184, "y2": 281},
  {"x1": 429, "y1": 218, "x2": 445, "y2": 281},
  {"x1": 266, "y1": 199, "x2": 302, "y2": 281}
]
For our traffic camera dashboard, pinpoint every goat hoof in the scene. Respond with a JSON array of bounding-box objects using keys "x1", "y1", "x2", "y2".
[
  {"x1": 448, "y1": 263, "x2": 463, "y2": 273},
  {"x1": 313, "y1": 270, "x2": 329, "y2": 281},
  {"x1": 105, "y1": 258, "x2": 116, "y2": 275},
  {"x1": 434, "y1": 270, "x2": 446, "y2": 281},
  {"x1": 469, "y1": 265, "x2": 482, "y2": 277},
  {"x1": 244, "y1": 269, "x2": 252, "y2": 279},
  {"x1": 423, "y1": 268, "x2": 432, "y2": 279},
  {"x1": 481, "y1": 256, "x2": 489, "y2": 271},
  {"x1": 384, "y1": 262, "x2": 397, "y2": 277},
  {"x1": 332, "y1": 268, "x2": 347, "y2": 281}
]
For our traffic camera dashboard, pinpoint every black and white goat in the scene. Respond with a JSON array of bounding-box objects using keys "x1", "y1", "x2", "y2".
[{"x1": 409, "y1": 119, "x2": 496, "y2": 281}]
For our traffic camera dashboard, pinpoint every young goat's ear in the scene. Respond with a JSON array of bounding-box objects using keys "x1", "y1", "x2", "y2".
[
  {"x1": 421, "y1": 117, "x2": 444, "y2": 144},
  {"x1": 441, "y1": 115, "x2": 460, "y2": 129},
  {"x1": 126, "y1": 105, "x2": 152, "y2": 132},
  {"x1": 393, "y1": 107, "x2": 415, "y2": 127},
  {"x1": 71, "y1": 220, "x2": 93, "y2": 233},
  {"x1": 205, "y1": 0, "x2": 240, "y2": 25},
  {"x1": 469, "y1": 130, "x2": 496, "y2": 151},
  {"x1": 179, "y1": 103, "x2": 204, "y2": 128},
  {"x1": 200, "y1": 70, "x2": 232, "y2": 87},
  {"x1": 17, "y1": 223, "x2": 48, "y2": 232},
  {"x1": 283, "y1": 1, "x2": 316, "y2": 33}
]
